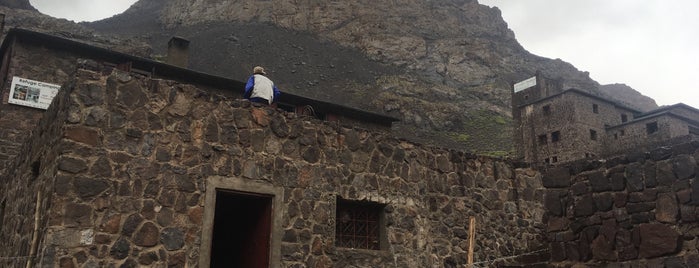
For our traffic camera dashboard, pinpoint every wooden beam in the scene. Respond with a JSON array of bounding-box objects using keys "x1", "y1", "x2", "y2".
[{"x1": 467, "y1": 216, "x2": 476, "y2": 267}]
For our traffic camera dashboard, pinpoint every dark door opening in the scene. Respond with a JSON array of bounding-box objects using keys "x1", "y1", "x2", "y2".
[{"x1": 210, "y1": 190, "x2": 273, "y2": 268}]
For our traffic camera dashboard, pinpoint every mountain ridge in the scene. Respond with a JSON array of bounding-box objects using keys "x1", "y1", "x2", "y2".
[{"x1": 1, "y1": 0, "x2": 658, "y2": 152}]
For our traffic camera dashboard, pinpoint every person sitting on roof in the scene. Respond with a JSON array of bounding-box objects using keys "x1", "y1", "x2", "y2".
[{"x1": 244, "y1": 66, "x2": 280, "y2": 105}]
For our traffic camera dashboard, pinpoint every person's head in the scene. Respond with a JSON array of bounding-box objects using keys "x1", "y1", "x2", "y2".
[{"x1": 253, "y1": 66, "x2": 266, "y2": 75}]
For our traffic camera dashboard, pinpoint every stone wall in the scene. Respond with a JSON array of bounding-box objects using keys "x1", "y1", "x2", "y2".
[
  {"x1": 544, "y1": 142, "x2": 699, "y2": 266},
  {"x1": 0, "y1": 38, "x2": 75, "y2": 173},
  {"x1": 0, "y1": 68, "x2": 72, "y2": 267},
  {"x1": 605, "y1": 116, "x2": 693, "y2": 157},
  {"x1": 0, "y1": 65, "x2": 548, "y2": 267}
]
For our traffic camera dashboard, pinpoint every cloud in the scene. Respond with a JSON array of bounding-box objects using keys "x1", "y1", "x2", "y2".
[
  {"x1": 29, "y1": 0, "x2": 138, "y2": 22},
  {"x1": 480, "y1": 0, "x2": 699, "y2": 108}
]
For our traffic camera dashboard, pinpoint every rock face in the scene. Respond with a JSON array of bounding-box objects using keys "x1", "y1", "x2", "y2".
[
  {"x1": 0, "y1": 0, "x2": 34, "y2": 11},
  {"x1": 599, "y1": 83, "x2": 658, "y2": 112},
  {"x1": 1, "y1": 0, "x2": 658, "y2": 152}
]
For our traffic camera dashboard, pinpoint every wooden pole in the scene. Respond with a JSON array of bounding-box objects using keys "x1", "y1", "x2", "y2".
[{"x1": 467, "y1": 216, "x2": 476, "y2": 267}]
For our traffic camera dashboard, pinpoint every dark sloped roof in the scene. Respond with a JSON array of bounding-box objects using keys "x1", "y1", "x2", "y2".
[
  {"x1": 634, "y1": 103, "x2": 699, "y2": 119},
  {"x1": 0, "y1": 28, "x2": 399, "y2": 126},
  {"x1": 517, "y1": 88, "x2": 642, "y2": 114}
]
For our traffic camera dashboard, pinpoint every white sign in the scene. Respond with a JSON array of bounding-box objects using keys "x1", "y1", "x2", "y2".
[
  {"x1": 514, "y1": 76, "x2": 537, "y2": 93},
  {"x1": 8, "y1": 77, "x2": 60, "y2": 110}
]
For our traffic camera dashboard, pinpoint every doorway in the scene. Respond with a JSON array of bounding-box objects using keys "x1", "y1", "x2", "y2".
[{"x1": 210, "y1": 190, "x2": 273, "y2": 268}]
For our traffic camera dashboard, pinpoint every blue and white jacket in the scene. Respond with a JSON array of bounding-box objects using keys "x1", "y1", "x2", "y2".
[{"x1": 244, "y1": 74, "x2": 281, "y2": 104}]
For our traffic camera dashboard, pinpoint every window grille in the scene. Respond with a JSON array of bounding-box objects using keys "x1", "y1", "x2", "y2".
[{"x1": 335, "y1": 199, "x2": 383, "y2": 250}]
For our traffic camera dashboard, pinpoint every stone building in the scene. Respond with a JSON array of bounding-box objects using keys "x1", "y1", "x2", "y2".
[
  {"x1": 4, "y1": 25, "x2": 699, "y2": 268},
  {"x1": 0, "y1": 28, "x2": 548, "y2": 267},
  {"x1": 512, "y1": 74, "x2": 699, "y2": 165}
]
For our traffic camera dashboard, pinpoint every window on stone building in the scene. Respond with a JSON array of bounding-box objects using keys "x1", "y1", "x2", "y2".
[
  {"x1": 544, "y1": 158, "x2": 550, "y2": 164},
  {"x1": 589, "y1": 129, "x2": 597, "y2": 141},
  {"x1": 592, "y1": 104, "x2": 599, "y2": 114},
  {"x1": 620, "y1": 129, "x2": 625, "y2": 136},
  {"x1": 621, "y1": 114, "x2": 628, "y2": 123},
  {"x1": 552, "y1": 156, "x2": 558, "y2": 163},
  {"x1": 614, "y1": 133, "x2": 618, "y2": 139},
  {"x1": 551, "y1": 131, "x2": 560, "y2": 142},
  {"x1": 538, "y1": 134, "x2": 547, "y2": 145},
  {"x1": 646, "y1": 122, "x2": 658, "y2": 134},
  {"x1": 543, "y1": 105, "x2": 551, "y2": 115},
  {"x1": 336, "y1": 198, "x2": 385, "y2": 250}
]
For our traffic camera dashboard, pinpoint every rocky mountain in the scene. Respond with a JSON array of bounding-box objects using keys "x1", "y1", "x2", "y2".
[
  {"x1": 0, "y1": 0, "x2": 658, "y2": 154},
  {"x1": 599, "y1": 83, "x2": 657, "y2": 112}
]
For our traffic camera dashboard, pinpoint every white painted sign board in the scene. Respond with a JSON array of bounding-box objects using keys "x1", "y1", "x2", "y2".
[
  {"x1": 514, "y1": 76, "x2": 537, "y2": 93},
  {"x1": 8, "y1": 77, "x2": 60, "y2": 110}
]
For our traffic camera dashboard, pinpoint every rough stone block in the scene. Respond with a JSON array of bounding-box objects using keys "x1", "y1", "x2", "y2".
[
  {"x1": 550, "y1": 242, "x2": 566, "y2": 262},
  {"x1": 625, "y1": 163, "x2": 644, "y2": 192},
  {"x1": 574, "y1": 194, "x2": 596, "y2": 217},
  {"x1": 657, "y1": 160, "x2": 676, "y2": 186},
  {"x1": 133, "y1": 222, "x2": 159, "y2": 247},
  {"x1": 673, "y1": 155, "x2": 696, "y2": 180},
  {"x1": 73, "y1": 177, "x2": 110, "y2": 198},
  {"x1": 543, "y1": 167, "x2": 571, "y2": 188},
  {"x1": 610, "y1": 172, "x2": 626, "y2": 191},
  {"x1": 64, "y1": 126, "x2": 101, "y2": 146},
  {"x1": 544, "y1": 190, "x2": 566, "y2": 217},
  {"x1": 64, "y1": 203, "x2": 93, "y2": 227},
  {"x1": 690, "y1": 179, "x2": 699, "y2": 205},
  {"x1": 628, "y1": 189, "x2": 657, "y2": 203},
  {"x1": 593, "y1": 193, "x2": 614, "y2": 212},
  {"x1": 638, "y1": 223, "x2": 681, "y2": 258},
  {"x1": 591, "y1": 235, "x2": 617, "y2": 261},
  {"x1": 588, "y1": 171, "x2": 611, "y2": 192},
  {"x1": 160, "y1": 228, "x2": 185, "y2": 250},
  {"x1": 656, "y1": 193, "x2": 678, "y2": 223},
  {"x1": 58, "y1": 156, "x2": 88, "y2": 174},
  {"x1": 570, "y1": 181, "x2": 589, "y2": 196},
  {"x1": 627, "y1": 202, "x2": 655, "y2": 214}
]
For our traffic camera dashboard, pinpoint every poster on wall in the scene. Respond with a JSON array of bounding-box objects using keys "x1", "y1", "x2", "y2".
[{"x1": 8, "y1": 76, "x2": 61, "y2": 110}]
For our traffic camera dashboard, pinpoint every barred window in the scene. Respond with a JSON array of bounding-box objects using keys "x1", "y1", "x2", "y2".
[{"x1": 335, "y1": 198, "x2": 385, "y2": 250}]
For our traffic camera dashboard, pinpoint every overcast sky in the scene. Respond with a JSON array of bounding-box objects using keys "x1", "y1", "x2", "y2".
[
  {"x1": 29, "y1": 0, "x2": 699, "y2": 109},
  {"x1": 29, "y1": 0, "x2": 137, "y2": 22},
  {"x1": 480, "y1": 0, "x2": 699, "y2": 108}
]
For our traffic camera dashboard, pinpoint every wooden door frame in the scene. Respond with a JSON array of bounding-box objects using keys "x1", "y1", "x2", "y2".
[{"x1": 199, "y1": 176, "x2": 283, "y2": 268}]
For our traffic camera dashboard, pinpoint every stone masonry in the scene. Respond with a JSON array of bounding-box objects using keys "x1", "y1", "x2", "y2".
[
  {"x1": 544, "y1": 142, "x2": 699, "y2": 266},
  {"x1": 0, "y1": 65, "x2": 547, "y2": 267}
]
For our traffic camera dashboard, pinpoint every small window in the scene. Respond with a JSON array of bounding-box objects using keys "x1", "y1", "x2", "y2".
[
  {"x1": 552, "y1": 156, "x2": 558, "y2": 163},
  {"x1": 336, "y1": 198, "x2": 385, "y2": 250},
  {"x1": 646, "y1": 122, "x2": 658, "y2": 134},
  {"x1": 590, "y1": 129, "x2": 597, "y2": 141},
  {"x1": 542, "y1": 105, "x2": 551, "y2": 115},
  {"x1": 538, "y1": 134, "x2": 548, "y2": 145},
  {"x1": 592, "y1": 104, "x2": 599, "y2": 114},
  {"x1": 620, "y1": 129, "x2": 625, "y2": 136},
  {"x1": 544, "y1": 158, "x2": 550, "y2": 164},
  {"x1": 551, "y1": 131, "x2": 560, "y2": 142},
  {"x1": 614, "y1": 133, "x2": 618, "y2": 139},
  {"x1": 585, "y1": 153, "x2": 590, "y2": 158},
  {"x1": 621, "y1": 114, "x2": 628, "y2": 123}
]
